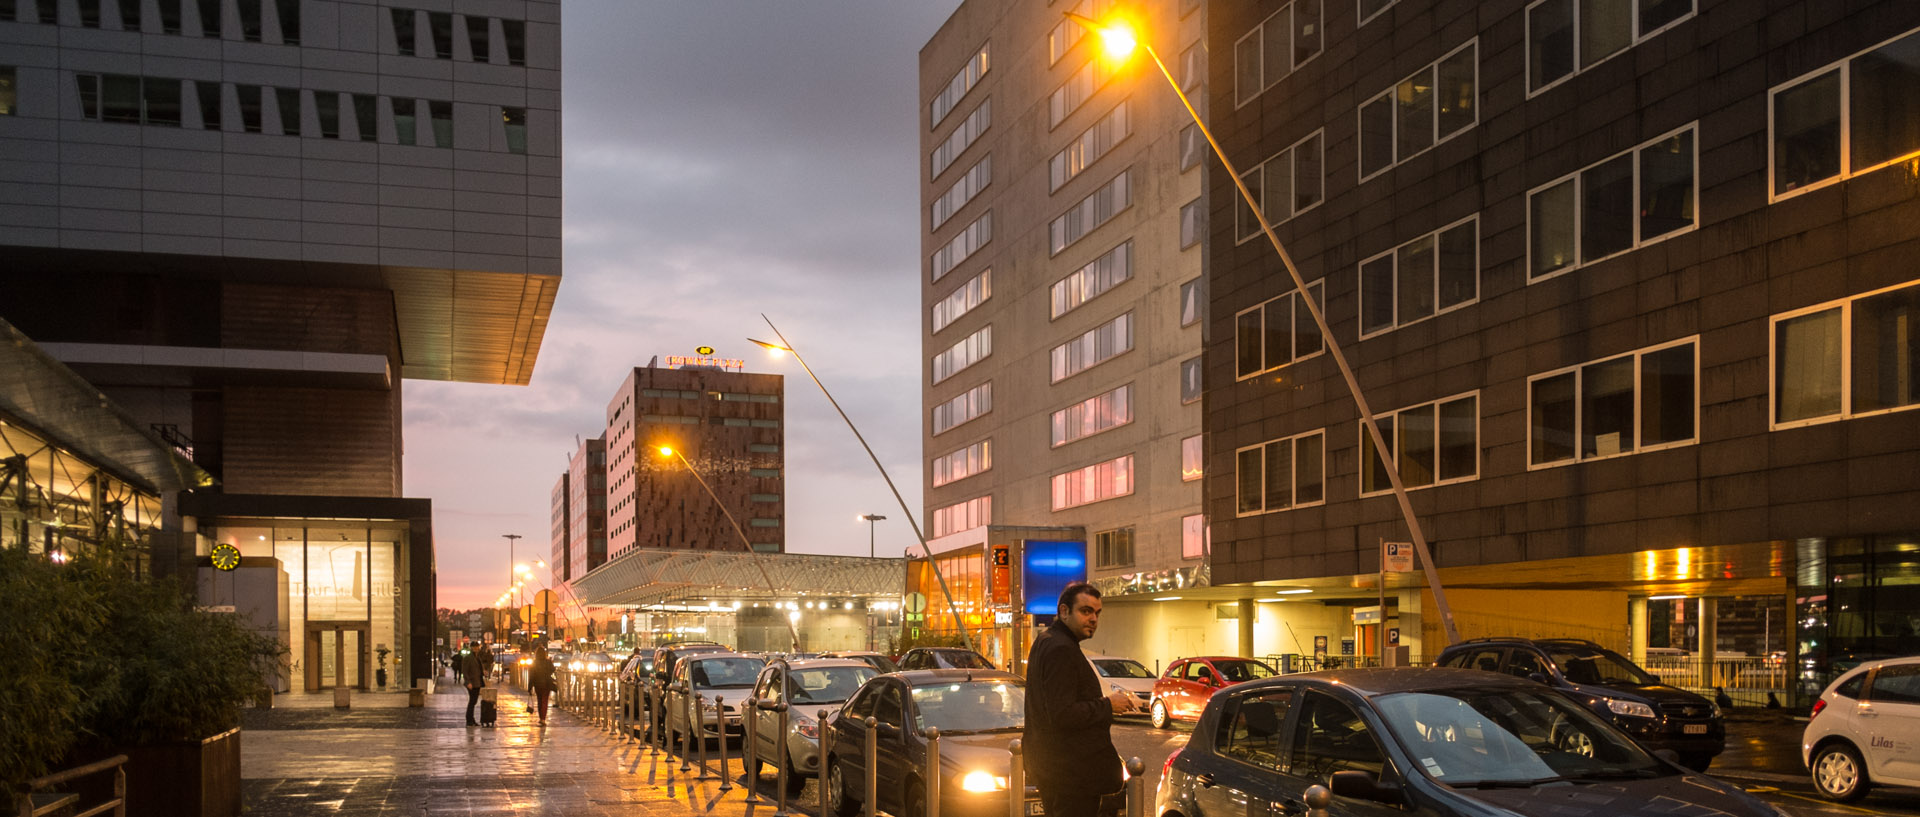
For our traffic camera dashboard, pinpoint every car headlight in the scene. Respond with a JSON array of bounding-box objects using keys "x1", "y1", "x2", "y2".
[
  {"x1": 959, "y1": 770, "x2": 1008, "y2": 793},
  {"x1": 1605, "y1": 698, "x2": 1657, "y2": 719},
  {"x1": 1707, "y1": 700, "x2": 1722, "y2": 718}
]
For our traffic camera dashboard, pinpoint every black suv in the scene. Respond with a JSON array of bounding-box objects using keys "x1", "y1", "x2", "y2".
[{"x1": 1435, "y1": 637, "x2": 1724, "y2": 770}]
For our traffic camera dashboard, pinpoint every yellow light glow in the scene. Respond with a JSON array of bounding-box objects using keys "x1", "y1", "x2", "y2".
[
  {"x1": 748, "y1": 337, "x2": 791, "y2": 357},
  {"x1": 1095, "y1": 20, "x2": 1137, "y2": 61},
  {"x1": 657, "y1": 446, "x2": 674, "y2": 457}
]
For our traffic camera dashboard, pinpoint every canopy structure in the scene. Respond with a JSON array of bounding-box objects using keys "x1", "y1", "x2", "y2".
[{"x1": 571, "y1": 547, "x2": 906, "y2": 610}]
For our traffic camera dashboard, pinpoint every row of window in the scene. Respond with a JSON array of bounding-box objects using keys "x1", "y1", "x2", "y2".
[
  {"x1": 930, "y1": 439, "x2": 991, "y2": 489},
  {"x1": 929, "y1": 494, "x2": 990, "y2": 538},
  {"x1": 1358, "y1": 41, "x2": 1477, "y2": 182},
  {"x1": 931, "y1": 154, "x2": 991, "y2": 231},
  {"x1": 1050, "y1": 168, "x2": 1131, "y2": 256},
  {"x1": 1051, "y1": 98, "x2": 1129, "y2": 193},
  {"x1": 931, "y1": 325, "x2": 991, "y2": 385},
  {"x1": 1048, "y1": 55, "x2": 1114, "y2": 130},
  {"x1": 5, "y1": 0, "x2": 297, "y2": 44},
  {"x1": 640, "y1": 414, "x2": 781, "y2": 429},
  {"x1": 925, "y1": 503, "x2": 1207, "y2": 566},
  {"x1": 1234, "y1": 130, "x2": 1324, "y2": 242},
  {"x1": 389, "y1": 8, "x2": 527, "y2": 65},
  {"x1": 1051, "y1": 453, "x2": 1133, "y2": 511},
  {"x1": 1050, "y1": 240, "x2": 1131, "y2": 320},
  {"x1": 930, "y1": 44, "x2": 988, "y2": 129},
  {"x1": 930, "y1": 100, "x2": 990, "y2": 181},
  {"x1": 1051, "y1": 311, "x2": 1133, "y2": 383},
  {"x1": 929, "y1": 211, "x2": 990, "y2": 282},
  {"x1": 931, "y1": 270, "x2": 990, "y2": 334},
  {"x1": 1051, "y1": 383, "x2": 1131, "y2": 448},
  {"x1": 1233, "y1": 0, "x2": 1324, "y2": 108},
  {"x1": 641, "y1": 388, "x2": 781, "y2": 404},
  {"x1": 931, "y1": 382, "x2": 992, "y2": 436},
  {"x1": 1527, "y1": 0, "x2": 1692, "y2": 96}
]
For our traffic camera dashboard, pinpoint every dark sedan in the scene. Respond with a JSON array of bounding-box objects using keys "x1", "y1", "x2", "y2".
[
  {"x1": 823, "y1": 669, "x2": 1040, "y2": 817},
  {"x1": 1156, "y1": 667, "x2": 1782, "y2": 817}
]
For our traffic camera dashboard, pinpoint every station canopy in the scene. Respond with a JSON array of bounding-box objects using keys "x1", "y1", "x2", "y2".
[{"x1": 570, "y1": 547, "x2": 905, "y2": 610}]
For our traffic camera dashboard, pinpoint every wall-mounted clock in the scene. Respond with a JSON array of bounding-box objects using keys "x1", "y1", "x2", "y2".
[{"x1": 211, "y1": 543, "x2": 241, "y2": 571}]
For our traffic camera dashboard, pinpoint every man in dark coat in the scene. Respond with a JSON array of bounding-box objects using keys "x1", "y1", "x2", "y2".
[
  {"x1": 1023, "y1": 582, "x2": 1136, "y2": 817},
  {"x1": 460, "y1": 641, "x2": 487, "y2": 726}
]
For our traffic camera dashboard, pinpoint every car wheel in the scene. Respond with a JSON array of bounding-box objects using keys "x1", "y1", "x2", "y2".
[
  {"x1": 827, "y1": 757, "x2": 861, "y2": 817},
  {"x1": 1811, "y1": 743, "x2": 1871, "y2": 802},
  {"x1": 1150, "y1": 699, "x2": 1171, "y2": 730}
]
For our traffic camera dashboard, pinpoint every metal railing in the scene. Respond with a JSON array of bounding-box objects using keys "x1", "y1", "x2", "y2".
[{"x1": 1639, "y1": 653, "x2": 1794, "y2": 708}]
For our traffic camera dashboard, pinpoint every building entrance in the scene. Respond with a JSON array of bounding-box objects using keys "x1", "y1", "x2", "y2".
[{"x1": 306, "y1": 622, "x2": 370, "y2": 691}]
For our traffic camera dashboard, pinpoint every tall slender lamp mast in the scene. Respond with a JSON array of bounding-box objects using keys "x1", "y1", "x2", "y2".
[
  {"x1": 1065, "y1": 12, "x2": 1460, "y2": 645},
  {"x1": 860, "y1": 514, "x2": 887, "y2": 559},
  {"x1": 502, "y1": 533, "x2": 523, "y2": 639},
  {"x1": 655, "y1": 446, "x2": 804, "y2": 652},
  {"x1": 750, "y1": 317, "x2": 978, "y2": 655}
]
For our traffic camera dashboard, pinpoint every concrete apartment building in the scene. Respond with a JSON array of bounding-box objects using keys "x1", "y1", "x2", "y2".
[
  {"x1": 548, "y1": 434, "x2": 605, "y2": 584},
  {"x1": 918, "y1": 0, "x2": 1212, "y2": 665},
  {"x1": 1202, "y1": 0, "x2": 1920, "y2": 684},
  {"x1": 604, "y1": 363, "x2": 786, "y2": 559},
  {"x1": 0, "y1": 0, "x2": 561, "y2": 690}
]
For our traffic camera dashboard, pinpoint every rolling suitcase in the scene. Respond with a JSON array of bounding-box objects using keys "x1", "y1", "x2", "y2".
[{"x1": 480, "y1": 687, "x2": 498, "y2": 726}]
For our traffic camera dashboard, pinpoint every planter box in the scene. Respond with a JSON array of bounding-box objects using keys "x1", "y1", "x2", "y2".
[{"x1": 122, "y1": 727, "x2": 241, "y2": 817}]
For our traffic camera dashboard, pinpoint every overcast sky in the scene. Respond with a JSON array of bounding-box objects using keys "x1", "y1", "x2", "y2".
[{"x1": 407, "y1": 0, "x2": 962, "y2": 611}]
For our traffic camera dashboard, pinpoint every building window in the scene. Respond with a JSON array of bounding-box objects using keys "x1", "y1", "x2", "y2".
[
  {"x1": 2, "y1": 67, "x2": 18, "y2": 116},
  {"x1": 502, "y1": 107, "x2": 527, "y2": 154},
  {"x1": 116, "y1": 0, "x2": 139, "y2": 30},
  {"x1": 390, "y1": 97, "x2": 416, "y2": 144},
  {"x1": 932, "y1": 440, "x2": 992, "y2": 488},
  {"x1": 1359, "y1": 216, "x2": 1478, "y2": 339},
  {"x1": 273, "y1": 0, "x2": 296, "y2": 44},
  {"x1": 1052, "y1": 384, "x2": 1132, "y2": 447},
  {"x1": 1528, "y1": 338, "x2": 1697, "y2": 467},
  {"x1": 1180, "y1": 198, "x2": 1205, "y2": 249},
  {"x1": 1179, "y1": 41, "x2": 1205, "y2": 92},
  {"x1": 933, "y1": 382, "x2": 992, "y2": 435},
  {"x1": 1235, "y1": 281, "x2": 1325, "y2": 380},
  {"x1": 425, "y1": 10, "x2": 453, "y2": 57},
  {"x1": 390, "y1": 8, "x2": 416, "y2": 55},
  {"x1": 751, "y1": 494, "x2": 781, "y2": 503},
  {"x1": 1358, "y1": 40, "x2": 1476, "y2": 182},
  {"x1": 197, "y1": 81, "x2": 224, "y2": 130},
  {"x1": 931, "y1": 495, "x2": 991, "y2": 538},
  {"x1": 466, "y1": 15, "x2": 490, "y2": 62},
  {"x1": 1181, "y1": 279, "x2": 1205, "y2": 327},
  {"x1": 932, "y1": 270, "x2": 991, "y2": 334},
  {"x1": 1179, "y1": 124, "x2": 1204, "y2": 171},
  {"x1": 1234, "y1": 0, "x2": 1324, "y2": 107},
  {"x1": 1235, "y1": 130, "x2": 1324, "y2": 242},
  {"x1": 1529, "y1": 124, "x2": 1695, "y2": 282},
  {"x1": 428, "y1": 99, "x2": 453, "y2": 147},
  {"x1": 77, "y1": 74, "x2": 183, "y2": 126},
  {"x1": 236, "y1": 84, "x2": 263, "y2": 132},
  {"x1": 351, "y1": 94, "x2": 376, "y2": 140},
  {"x1": 931, "y1": 99, "x2": 990, "y2": 179},
  {"x1": 749, "y1": 468, "x2": 781, "y2": 478},
  {"x1": 749, "y1": 518, "x2": 781, "y2": 528},
  {"x1": 1052, "y1": 455, "x2": 1134, "y2": 511},
  {"x1": 932, "y1": 154, "x2": 991, "y2": 230},
  {"x1": 1051, "y1": 241, "x2": 1131, "y2": 319},
  {"x1": 1181, "y1": 435, "x2": 1203, "y2": 482},
  {"x1": 1772, "y1": 279, "x2": 1920, "y2": 428},
  {"x1": 1358, "y1": 0, "x2": 1395, "y2": 26},
  {"x1": 1527, "y1": 0, "x2": 1692, "y2": 96},
  {"x1": 237, "y1": 0, "x2": 261, "y2": 40},
  {"x1": 931, "y1": 325, "x2": 992, "y2": 385},
  {"x1": 1181, "y1": 357, "x2": 1202, "y2": 404},
  {"x1": 1052, "y1": 312, "x2": 1133, "y2": 383},
  {"x1": 930, "y1": 211, "x2": 991, "y2": 282},
  {"x1": 1360, "y1": 392, "x2": 1480, "y2": 494},
  {"x1": 1181, "y1": 515, "x2": 1207, "y2": 559},
  {"x1": 1235, "y1": 430, "x2": 1325, "y2": 515},
  {"x1": 274, "y1": 87, "x2": 300, "y2": 135},
  {"x1": 1050, "y1": 99, "x2": 1130, "y2": 192},
  {"x1": 749, "y1": 443, "x2": 780, "y2": 453},
  {"x1": 931, "y1": 44, "x2": 989, "y2": 129},
  {"x1": 1770, "y1": 27, "x2": 1920, "y2": 201},
  {"x1": 316, "y1": 92, "x2": 345, "y2": 138},
  {"x1": 1050, "y1": 168, "x2": 1131, "y2": 256},
  {"x1": 1050, "y1": 56, "x2": 1114, "y2": 129},
  {"x1": 1095, "y1": 526, "x2": 1135, "y2": 568}
]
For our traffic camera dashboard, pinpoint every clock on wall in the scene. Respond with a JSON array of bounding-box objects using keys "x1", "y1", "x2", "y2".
[{"x1": 211, "y1": 543, "x2": 241, "y2": 571}]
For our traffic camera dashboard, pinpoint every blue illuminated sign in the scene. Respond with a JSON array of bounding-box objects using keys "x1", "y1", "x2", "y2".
[{"x1": 1022, "y1": 540, "x2": 1087, "y2": 615}]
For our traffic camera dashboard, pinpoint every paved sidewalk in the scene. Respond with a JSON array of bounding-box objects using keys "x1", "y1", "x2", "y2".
[{"x1": 241, "y1": 678, "x2": 788, "y2": 816}]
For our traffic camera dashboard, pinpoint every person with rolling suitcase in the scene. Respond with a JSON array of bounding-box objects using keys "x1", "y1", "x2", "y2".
[
  {"x1": 461, "y1": 640, "x2": 487, "y2": 727},
  {"x1": 480, "y1": 686, "x2": 499, "y2": 727}
]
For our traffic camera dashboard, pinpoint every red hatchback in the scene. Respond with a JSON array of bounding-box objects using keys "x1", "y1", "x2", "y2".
[{"x1": 1149, "y1": 656, "x2": 1277, "y2": 729}]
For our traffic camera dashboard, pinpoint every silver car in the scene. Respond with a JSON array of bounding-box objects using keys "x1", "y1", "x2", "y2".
[
  {"x1": 665, "y1": 653, "x2": 767, "y2": 743},
  {"x1": 749, "y1": 658, "x2": 879, "y2": 793}
]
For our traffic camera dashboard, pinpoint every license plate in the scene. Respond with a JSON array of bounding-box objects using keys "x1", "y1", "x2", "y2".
[
  {"x1": 1027, "y1": 801, "x2": 1045, "y2": 816},
  {"x1": 1684, "y1": 724, "x2": 1707, "y2": 734}
]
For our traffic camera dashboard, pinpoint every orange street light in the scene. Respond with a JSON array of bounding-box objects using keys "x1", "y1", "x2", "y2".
[
  {"x1": 653, "y1": 444, "x2": 803, "y2": 652},
  {"x1": 1066, "y1": 11, "x2": 1460, "y2": 645}
]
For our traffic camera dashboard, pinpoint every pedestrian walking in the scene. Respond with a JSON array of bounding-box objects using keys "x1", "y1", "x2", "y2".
[
  {"x1": 460, "y1": 641, "x2": 488, "y2": 726},
  {"x1": 1023, "y1": 582, "x2": 1135, "y2": 817},
  {"x1": 530, "y1": 645, "x2": 557, "y2": 724}
]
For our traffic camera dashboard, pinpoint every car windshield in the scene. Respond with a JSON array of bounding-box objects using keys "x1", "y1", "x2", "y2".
[
  {"x1": 1094, "y1": 659, "x2": 1155, "y2": 679},
  {"x1": 1374, "y1": 687, "x2": 1668, "y2": 787},
  {"x1": 791, "y1": 666, "x2": 878, "y2": 704},
  {"x1": 1547, "y1": 647, "x2": 1658, "y2": 686},
  {"x1": 691, "y1": 658, "x2": 764, "y2": 688},
  {"x1": 1215, "y1": 660, "x2": 1277, "y2": 682},
  {"x1": 911, "y1": 680, "x2": 1024, "y2": 734},
  {"x1": 851, "y1": 655, "x2": 898, "y2": 673},
  {"x1": 941, "y1": 651, "x2": 996, "y2": 669}
]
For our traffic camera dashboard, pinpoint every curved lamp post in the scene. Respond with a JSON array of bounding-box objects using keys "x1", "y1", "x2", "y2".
[
  {"x1": 1066, "y1": 12, "x2": 1460, "y2": 645},
  {"x1": 654, "y1": 444, "x2": 805, "y2": 652}
]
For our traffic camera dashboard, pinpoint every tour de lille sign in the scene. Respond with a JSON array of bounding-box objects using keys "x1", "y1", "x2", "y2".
[{"x1": 282, "y1": 545, "x2": 404, "y2": 607}]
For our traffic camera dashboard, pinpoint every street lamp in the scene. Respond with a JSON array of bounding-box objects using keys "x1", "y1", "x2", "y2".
[
  {"x1": 749, "y1": 320, "x2": 978, "y2": 655},
  {"x1": 859, "y1": 513, "x2": 887, "y2": 559},
  {"x1": 1066, "y1": 11, "x2": 1461, "y2": 645},
  {"x1": 502, "y1": 533, "x2": 523, "y2": 639},
  {"x1": 655, "y1": 444, "x2": 804, "y2": 652}
]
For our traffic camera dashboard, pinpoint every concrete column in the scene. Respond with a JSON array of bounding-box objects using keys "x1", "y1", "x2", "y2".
[
  {"x1": 1628, "y1": 597, "x2": 1648, "y2": 665},
  {"x1": 1238, "y1": 600, "x2": 1255, "y2": 658}
]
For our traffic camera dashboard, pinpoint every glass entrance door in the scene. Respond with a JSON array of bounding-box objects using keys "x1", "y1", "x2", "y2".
[{"x1": 307, "y1": 623, "x2": 369, "y2": 690}]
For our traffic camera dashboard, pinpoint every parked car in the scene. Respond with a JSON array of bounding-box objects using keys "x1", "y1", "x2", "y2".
[
  {"x1": 749, "y1": 659, "x2": 882, "y2": 793},
  {"x1": 897, "y1": 647, "x2": 997, "y2": 671},
  {"x1": 820, "y1": 650, "x2": 900, "y2": 674},
  {"x1": 1435, "y1": 637, "x2": 1724, "y2": 770},
  {"x1": 568, "y1": 651, "x2": 617, "y2": 673},
  {"x1": 1087, "y1": 654, "x2": 1156, "y2": 713},
  {"x1": 1157, "y1": 667, "x2": 1782, "y2": 817},
  {"x1": 1151, "y1": 656, "x2": 1278, "y2": 729},
  {"x1": 1802, "y1": 655, "x2": 1920, "y2": 801},
  {"x1": 823, "y1": 669, "x2": 1039, "y2": 817},
  {"x1": 643, "y1": 640, "x2": 732, "y2": 724},
  {"x1": 665, "y1": 653, "x2": 767, "y2": 744}
]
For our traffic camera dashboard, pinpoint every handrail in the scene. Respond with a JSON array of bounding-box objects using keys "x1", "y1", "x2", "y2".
[{"x1": 18, "y1": 754, "x2": 127, "y2": 817}]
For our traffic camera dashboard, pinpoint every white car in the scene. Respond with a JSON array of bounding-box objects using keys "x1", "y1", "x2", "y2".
[
  {"x1": 1803, "y1": 655, "x2": 1920, "y2": 801},
  {"x1": 1086, "y1": 653, "x2": 1156, "y2": 713}
]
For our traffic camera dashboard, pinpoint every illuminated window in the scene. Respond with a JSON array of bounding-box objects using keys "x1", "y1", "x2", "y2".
[
  {"x1": 1772, "y1": 280, "x2": 1920, "y2": 428},
  {"x1": 932, "y1": 270, "x2": 991, "y2": 334},
  {"x1": 1051, "y1": 99, "x2": 1130, "y2": 192},
  {"x1": 1181, "y1": 435, "x2": 1202, "y2": 482},
  {"x1": 931, "y1": 44, "x2": 989, "y2": 129},
  {"x1": 931, "y1": 326, "x2": 992, "y2": 385},
  {"x1": 931, "y1": 495, "x2": 991, "y2": 537},
  {"x1": 1051, "y1": 312, "x2": 1133, "y2": 383},
  {"x1": 1051, "y1": 241, "x2": 1131, "y2": 319},
  {"x1": 933, "y1": 382, "x2": 992, "y2": 436},
  {"x1": 1181, "y1": 515, "x2": 1207, "y2": 559},
  {"x1": 1053, "y1": 455, "x2": 1134, "y2": 511},
  {"x1": 930, "y1": 100, "x2": 990, "y2": 179},
  {"x1": 1051, "y1": 384, "x2": 1132, "y2": 447},
  {"x1": 932, "y1": 440, "x2": 992, "y2": 488},
  {"x1": 1050, "y1": 168, "x2": 1131, "y2": 256}
]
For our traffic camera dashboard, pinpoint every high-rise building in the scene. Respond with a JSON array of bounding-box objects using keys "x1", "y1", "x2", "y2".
[
  {"x1": 918, "y1": 0, "x2": 1211, "y2": 661},
  {"x1": 0, "y1": 0, "x2": 561, "y2": 690},
  {"x1": 1204, "y1": 0, "x2": 1920, "y2": 682},
  {"x1": 605, "y1": 363, "x2": 785, "y2": 558},
  {"x1": 551, "y1": 468, "x2": 571, "y2": 581},
  {"x1": 566, "y1": 435, "x2": 607, "y2": 579}
]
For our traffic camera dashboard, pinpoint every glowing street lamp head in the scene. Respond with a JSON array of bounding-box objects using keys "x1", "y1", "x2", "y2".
[
  {"x1": 1065, "y1": 12, "x2": 1137, "y2": 62},
  {"x1": 657, "y1": 445, "x2": 675, "y2": 458},
  {"x1": 747, "y1": 337, "x2": 790, "y2": 358}
]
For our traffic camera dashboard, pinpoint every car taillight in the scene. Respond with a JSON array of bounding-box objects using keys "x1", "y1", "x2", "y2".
[
  {"x1": 1161, "y1": 748, "x2": 1182, "y2": 779},
  {"x1": 1809, "y1": 698, "x2": 1826, "y2": 720}
]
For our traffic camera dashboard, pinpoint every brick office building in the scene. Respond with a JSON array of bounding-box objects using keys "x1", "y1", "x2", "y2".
[{"x1": 1204, "y1": 0, "x2": 1920, "y2": 684}]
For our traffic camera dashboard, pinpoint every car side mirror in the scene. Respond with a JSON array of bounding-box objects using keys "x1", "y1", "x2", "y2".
[
  {"x1": 1527, "y1": 672, "x2": 1549, "y2": 685},
  {"x1": 1328, "y1": 771, "x2": 1402, "y2": 806}
]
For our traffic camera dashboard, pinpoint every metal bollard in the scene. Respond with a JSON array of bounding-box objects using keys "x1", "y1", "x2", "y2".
[
  {"x1": 818, "y1": 708, "x2": 831, "y2": 817},
  {"x1": 773, "y1": 701, "x2": 792, "y2": 817},
  {"x1": 863, "y1": 716, "x2": 878, "y2": 817},
  {"x1": 1008, "y1": 740, "x2": 1024, "y2": 817},
  {"x1": 680, "y1": 685, "x2": 694, "y2": 771},
  {"x1": 926, "y1": 727, "x2": 942, "y2": 817},
  {"x1": 716, "y1": 696, "x2": 733, "y2": 791},
  {"x1": 1125, "y1": 757, "x2": 1145, "y2": 817},
  {"x1": 1303, "y1": 785, "x2": 1331, "y2": 817},
  {"x1": 696, "y1": 693, "x2": 720, "y2": 780},
  {"x1": 743, "y1": 697, "x2": 765, "y2": 804}
]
